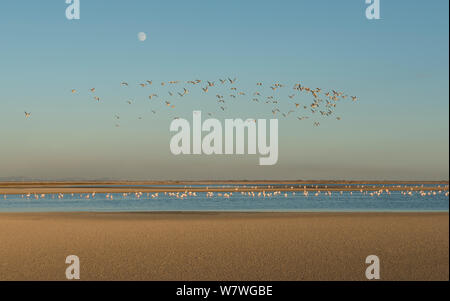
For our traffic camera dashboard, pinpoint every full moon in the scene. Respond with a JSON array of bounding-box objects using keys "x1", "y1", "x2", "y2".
[{"x1": 138, "y1": 32, "x2": 147, "y2": 42}]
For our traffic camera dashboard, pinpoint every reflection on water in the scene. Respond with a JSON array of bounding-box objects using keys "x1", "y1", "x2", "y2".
[{"x1": 0, "y1": 188, "x2": 448, "y2": 212}]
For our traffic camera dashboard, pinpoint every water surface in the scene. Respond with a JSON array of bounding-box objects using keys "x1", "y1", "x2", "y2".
[{"x1": 0, "y1": 188, "x2": 448, "y2": 212}]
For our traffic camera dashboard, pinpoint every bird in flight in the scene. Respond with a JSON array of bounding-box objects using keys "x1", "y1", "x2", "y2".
[{"x1": 24, "y1": 111, "x2": 31, "y2": 118}]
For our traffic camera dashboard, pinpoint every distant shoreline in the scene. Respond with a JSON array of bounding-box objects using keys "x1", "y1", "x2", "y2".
[
  {"x1": 1, "y1": 180, "x2": 448, "y2": 185},
  {"x1": 0, "y1": 180, "x2": 448, "y2": 195}
]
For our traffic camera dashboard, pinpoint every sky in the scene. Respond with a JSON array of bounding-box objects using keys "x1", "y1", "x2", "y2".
[{"x1": 0, "y1": 0, "x2": 448, "y2": 181}]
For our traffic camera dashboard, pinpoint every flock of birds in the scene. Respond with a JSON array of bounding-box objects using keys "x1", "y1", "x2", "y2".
[
  {"x1": 23, "y1": 78, "x2": 358, "y2": 127},
  {"x1": 5, "y1": 185, "x2": 449, "y2": 201},
  {"x1": 26, "y1": 77, "x2": 361, "y2": 128}
]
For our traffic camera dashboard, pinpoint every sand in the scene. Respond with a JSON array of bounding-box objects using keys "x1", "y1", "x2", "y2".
[{"x1": 0, "y1": 212, "x2": 447, "y2": 281}]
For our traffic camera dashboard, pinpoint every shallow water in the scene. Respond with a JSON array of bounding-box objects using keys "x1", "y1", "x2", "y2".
[{"x1": 0, "y1": 189, "x2": 448, "y2": 212}]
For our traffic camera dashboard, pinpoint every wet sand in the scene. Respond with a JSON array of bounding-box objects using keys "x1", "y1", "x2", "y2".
[{"x1": 0, "y1": 212, "x2": 447, "y2": 280}]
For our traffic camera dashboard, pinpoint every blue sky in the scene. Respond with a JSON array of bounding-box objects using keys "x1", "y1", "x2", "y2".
[{"x1": 0, "y1": 0, "x2": 448, "y2": 180}]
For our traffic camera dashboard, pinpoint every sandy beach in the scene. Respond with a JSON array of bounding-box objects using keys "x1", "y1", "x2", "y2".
[{"x1": 0, "y1": 212, "x2": 447, "y2": 281}]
